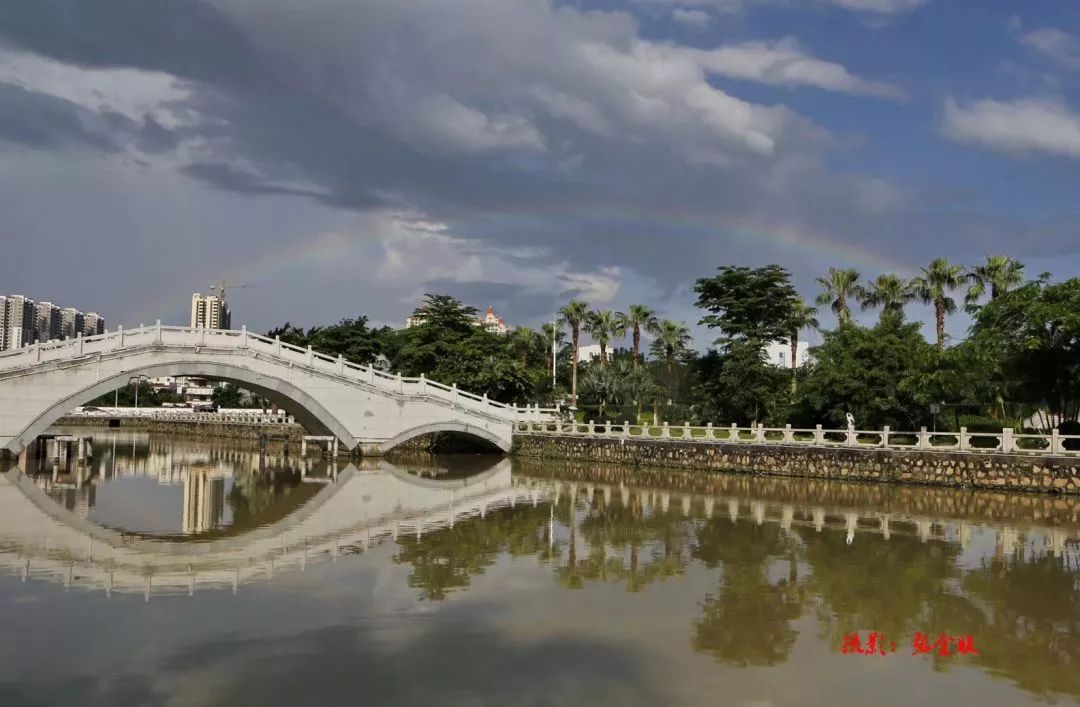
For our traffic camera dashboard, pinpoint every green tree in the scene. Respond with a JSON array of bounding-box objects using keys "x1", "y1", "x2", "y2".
[
  {"x1": 584, "y1": 309, "x2": 626, "y2": 368},
  {"x1": 970, "y1": 278, "x2": 1080, "y2": 422},
  {"x1": 621, "y1": 305, "x2": 659, "y2": 368},
  {"x1": 815, "y1": 267, "x2": 862, "y2": 327},
  {"x1": 509, "y1": 326, "x2": 542, "y2": 367},
  {"x1": 695, "y1": 265, "x2": 799, "y2": 348},
  {"x1": 794, "y1": 315, "x2": 936, "y2": 429},
  {"x1": 783, "y1": 298, "x2": 818, "y2": 397},
  {"x1": 559, "y1": 300, "x2": 590, "y2": 405},
  {"x1": 965, "y1": 255, "x2": 1025, "y2": 308},
  {"x1": 692, "y1": 343, "x2": 789, "y2": 425},
  {"x1": 265, "y1": 322, "x2": 308, "y2": 347},
  {"x1": 912, "y1": 257, "x2": 964, "y2": 350},
  {"x1": 858, "y1": 273, "x2": 915, "y2": 321}
]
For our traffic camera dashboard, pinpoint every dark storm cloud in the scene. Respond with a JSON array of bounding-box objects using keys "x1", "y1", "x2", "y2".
[{"x1": 0, "y1": 82, "x2": 120, "y2": 150}]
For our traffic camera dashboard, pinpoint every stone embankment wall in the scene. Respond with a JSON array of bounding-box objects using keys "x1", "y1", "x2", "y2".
[
  {"x1": 514, "y1": 435, "x2": 1080, "y2": 496},
  {"x1": 52, "y1": 416, "x2": 305, "y2": 444}
]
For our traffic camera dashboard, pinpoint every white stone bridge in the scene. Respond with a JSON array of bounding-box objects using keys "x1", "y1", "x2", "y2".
[{"x1": 0, "y1": 324, "x2": 558, "y2": 456}]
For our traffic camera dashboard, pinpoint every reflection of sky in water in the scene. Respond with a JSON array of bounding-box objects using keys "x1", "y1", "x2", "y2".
[{"x1": 2, "y1": 434, "x2": 1080, "y2": 706}]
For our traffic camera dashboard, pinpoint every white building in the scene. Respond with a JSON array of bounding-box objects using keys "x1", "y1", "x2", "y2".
[
  {"x1": 576, "y1": 344, "x2": 612, "y2": 364},
  {"x1": 34, "y1": 302, "x2": 61, "y2": 343},
  {"x1": 3, "y1": 296, "x2": 36, "y2": 350},
  {"x1": 764, "y1": 340, "x2": 811, "y2": 369},
  {"x1": 480, "y1": 306, "x2": 509, "y2": 335},
  {"x1": 190, "y1": 293, "x2": 231, "y2": 330}
]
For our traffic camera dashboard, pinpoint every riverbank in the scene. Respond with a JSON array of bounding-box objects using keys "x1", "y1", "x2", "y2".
[
  {"x1": 513, "y1": 434, "x2": 1080, "y2": 496},
  {"x1": 51, "y1": 415, "x2": 305, "y2": 444}
]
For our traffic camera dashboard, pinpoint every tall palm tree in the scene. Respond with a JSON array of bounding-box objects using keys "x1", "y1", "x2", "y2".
[
  {"x1": 965, "y1": 255, "x2": 1025, "y2": 308},
  {"x1": 815, "y1": 268, "x2": 861, "y2": 327},
  {"x1": 584, "y1": 309, "x2": 626, "y2": 368},
  {"x1": 620, "y1": 305, "x2": 659, "y2": 369},
  {"x1": 509, "y1": 326, "x2": 540, "y2": 366},
  {"x1": 784, "y1": 299, "x2": 818, "y2": 397},
  {"x1": 559, "y1": 300, "x2": 590, "y2": 405},
  {"x1": 857, "y1": 273, "x2": 916, "y2": 320},
  {"x1": 911, "y1": 257, "x2": 964, "y2": 350},
  {"x1": 650, "y1": 320, "x2": 692, "y2": 379}
]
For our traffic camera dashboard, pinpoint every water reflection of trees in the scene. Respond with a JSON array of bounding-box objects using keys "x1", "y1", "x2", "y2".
[
  {"x1": 390, "y1": 476, "x2": 1080, "y2": 703},
  {"x1": 692, "y1": 520, "x2": 803, "y2": 666}
]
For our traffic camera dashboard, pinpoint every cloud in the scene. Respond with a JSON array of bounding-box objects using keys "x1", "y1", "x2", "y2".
[
  {"x1": 943, "y1": 96, "x2": 1080, "y2": 159},
  {"x1": 1017, "y1": 27, "x2": 1080, "y2": 71},
  {"x1": 689, "y1": 38, "x2": 905, "y2": 99},
  {"x1": 672, "y1": 9, "x2": 711, "y2": 28},
  {"x1": 641, "y1": 0, "x2": 928, "y2": 18}
]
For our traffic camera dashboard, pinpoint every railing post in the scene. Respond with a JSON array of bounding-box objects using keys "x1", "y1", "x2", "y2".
[
  {"x1": 623, "y1": 421, "x2": 630, "y2": 438},
  {"x1": 156, "y1": 320, "x2": 163, "y2": 344},
  {"x1": 784, "y1": 423, "x2": 793, "y2": 444},
  {"x1": 588, "y1": 420, "x2": 596, "y2": 435},
  {"x1": 275, "y1": 335, "x2": 282, "y2": 356},
  {"x1": 846, "y1": 425, "x2": 857, "y2": 446},
  {"x1": 338, "y1": 354, "x2": 345, "y2": 375},
  {"x1": 706, "y1": 422, "x2": 714, "y2": 440},
  {"x1": 814, "y1": 424, "x2": 824, "y2": 445},
  {"x1": 117, "y1": 325, "x2": 124, "y2": 349},
  {"x1": 419, "y1": 373, "x2": 426, "y2": 394},
  {"x1": 306, "y1": 345, "x2": 314, "y2": 366},
  {"x1": 397, "y1": 373, "x2": 404, "y2": 394},
  {"x1": 662, "y1": 422, "x2": 670, "y2": 438},
  {"x1": 684, "y1": 421, "x2": 690, "y2": 439},
  {"x1": 731, "y1": 423, "x2": 738, "y2": 442},
  {"x1": 368, "y1": 367, "x2": 375, "y2": 384},
  {"x1": 958, "y1": 426, "x2": 968, "y2": 452},
  {"x1": 754, "y1": 424, "x2": 766, "y2": 443},
  {"x1": 77, "y1": 332, "x2": 84, "y2": 355},
  {"x1": 918, "y1": 426, "x2": 930, "y2": 450},
  {"x1": 1001, "y1": 428, "x2": 1015, "y2": 453},
  {"x1": 241, "y1": 325, "x2": 248, "y2": 348},
  {"x1": 882, "y1": 425, "x2": 890, "y2": 448},
  {"x1": 1051, "y1": 428, "x2": 1062, "y2": 455},
  {"x1": 451, "y1": 383, "x2": 458, "y2": 409}
]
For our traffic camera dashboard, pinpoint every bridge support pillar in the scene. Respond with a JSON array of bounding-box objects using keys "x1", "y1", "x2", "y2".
[{"x1": 359, "y1": 443, "x2": 384, "y2": 457}]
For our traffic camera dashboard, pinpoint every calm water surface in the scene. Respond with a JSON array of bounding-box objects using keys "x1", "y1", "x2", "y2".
[{"x1": 1, "y1": 432, "x2": 1080, "y2": 706}]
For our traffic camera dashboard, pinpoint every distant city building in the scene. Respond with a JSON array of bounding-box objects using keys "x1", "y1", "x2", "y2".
[
  {"x1": 404, "y1": 304, "x2": 510, "y2": 335},
  {"x1": 764, "y1": 340, "x2": 811, "y2": 369},
  {"x1": 61, "y1": 307, "x2": 85, "y2": 341},
  {"x1": 2, "y1": 296, "x2": 36, "y2": 351},
  {"x1": 33, "y1": 302, "x2": 61, "y2": 343},
  {"x1": 83, "y1": 312, "x2": 105, "y2": 337},
  {"x1": 0, "y1": 295, "x2": 103, "y2": 350},
  {"x1": 190, "y1": 293, "x2": 231, "y2": 330},
  {"x1": 576, "y1": 344, "x2": 612, "y2": 363}
]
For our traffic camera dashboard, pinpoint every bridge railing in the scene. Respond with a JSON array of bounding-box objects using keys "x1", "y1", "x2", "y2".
[
  {"x1": 66, "y1": 407, "x2": 298, "y2": 425},
  {"x1": 0, "y1": 324, "x2": 560, "y2": 424},
  {"x1": 514, "y1": 420, "x2": 1080, "y2": 457}
]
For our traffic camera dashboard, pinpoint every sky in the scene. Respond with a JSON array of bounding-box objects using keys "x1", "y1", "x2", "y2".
[{"x1": 1, "y1": 0, "x2": 1078, "y2": 348}]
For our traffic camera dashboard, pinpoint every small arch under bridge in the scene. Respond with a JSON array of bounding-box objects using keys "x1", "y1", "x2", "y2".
[{"x1": 0, "y1": 324, "x2": 558, "y2": 456}]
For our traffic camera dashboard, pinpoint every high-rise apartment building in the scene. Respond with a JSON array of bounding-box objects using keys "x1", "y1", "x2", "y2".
[
  {"x1": 190, "y1": 293, "x2": 231, "y2": 330},
  {"x1": 4, "y1": 296, "x2": 36, "y2": 350},
  {"x1": 83, "y1": 312, "x2": 105, "y2": 337},
  {"x1": 34, "y1": 301, "x2": 61, "y2": 343},
  {"x1": 61, "y1": 308, "x2": 85, "y2": 340}
]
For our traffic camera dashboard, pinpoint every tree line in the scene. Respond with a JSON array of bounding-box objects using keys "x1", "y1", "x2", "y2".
[{"x1": 261, "y1": 254, "x2": 1078, "y2": 433}]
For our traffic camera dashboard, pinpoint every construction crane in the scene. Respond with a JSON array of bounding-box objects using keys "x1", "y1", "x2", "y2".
[{"x1": 209, "y1": 280, "x2": 258, "y2": 302}]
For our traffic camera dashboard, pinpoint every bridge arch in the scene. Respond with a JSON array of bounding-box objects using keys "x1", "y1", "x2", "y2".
[
  {"x1": 10, "y1": 360, "x2": 357, "y2": 452},
  {"x1": 378, "y1": 421, "x2": 511, "y2": 454}
]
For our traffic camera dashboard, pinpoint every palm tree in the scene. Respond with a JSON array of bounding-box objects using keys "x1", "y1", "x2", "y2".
[
  {"x1": 784, "y1": 299, "x2": 818, "y2": 397},
  {"x1": 509, "y1": 326, "x2": 540, "y2": 366},
  {"x1": 650, "y1": 319, "x2": 692, "y2": 382},
  {"x1": 559, "y1": 300, "x2": 590, "y2": 405},
  {"x1": 584, "y1": 309, "x2": 626, "y2": 368},
  {"x1": 965, "y1": 255, "x2": 1025, "y2": 308},
  {"x1": 911, "y1": 257, "x2": 964, "y2": 350},
  {"x1": 815, "y1": 268, "x2": 861, "y2": 327},
  {"x1": 620, "y1": 305, "x2": 659, "y2": 368},
  {"x1": 857, "y1": 274, "x2": 916, "y2": 320}
]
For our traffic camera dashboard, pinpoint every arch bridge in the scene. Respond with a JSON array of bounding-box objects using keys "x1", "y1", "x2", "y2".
[{"x1": 0, "y1": 324, "x2": 557, "y2": 456}]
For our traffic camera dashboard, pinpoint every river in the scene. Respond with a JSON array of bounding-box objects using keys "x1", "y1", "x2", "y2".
[{"x1": 1, "y1": 431, "x2": 1078, "y2": 706}]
